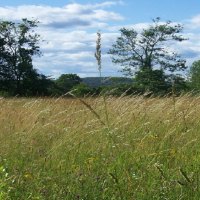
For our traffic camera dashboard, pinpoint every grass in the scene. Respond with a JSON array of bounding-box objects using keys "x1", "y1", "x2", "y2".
[{"x1": 0, "y1": 94, "x2": 200, "y2": 199}]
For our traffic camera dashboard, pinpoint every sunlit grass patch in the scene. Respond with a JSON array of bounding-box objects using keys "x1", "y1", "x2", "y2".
[{"x1": 0, "y1": 95, "x2": 200, "y2": 199}]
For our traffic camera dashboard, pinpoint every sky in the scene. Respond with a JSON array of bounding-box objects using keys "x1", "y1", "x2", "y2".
[{"x1": 0, "y1": 0, "x2": 200, "y2": 78}]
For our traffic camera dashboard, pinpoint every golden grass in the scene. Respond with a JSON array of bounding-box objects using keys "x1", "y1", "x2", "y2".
[{"x1": 0, "y1": 95, "x2": 200, "y2": 199}]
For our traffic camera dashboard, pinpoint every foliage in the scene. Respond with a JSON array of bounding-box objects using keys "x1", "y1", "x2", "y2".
[
  {"x1": 108, "y1": 18, "x2": 188, "y2": 93},
  {"x1": 0, "y1": 163, "x2": 9, "y2": 199},
  {"x1": 188, "y1": 60, "x2": 200, "y2": 91},
  {"x1": 54, "y1": 74, "x2": 81, "y2": 95},
  {"x1": 108, "y1": 17, "x2": 187, "y2": 76},
  {"x1": 134, "y1": 68, "x2": 171, "y2": 94},
  {"x1": 0, "y1": 19, "x2": 44, "y2": 95},
  {"x1": 169, "y1": 74, "x2": 188, "y2": 94},
  {"x1": 72, "y1": 83, "x2": 95, "y2": 97},
  {"x1": 22, "y1": 73, "x2": 54, "y2": 96},
  {"x1": 0, "y1": 18, "x2": 192, "y2": 97},
  {"x1": 100, "y1": 84, "x2": 139, "y2": 96}
]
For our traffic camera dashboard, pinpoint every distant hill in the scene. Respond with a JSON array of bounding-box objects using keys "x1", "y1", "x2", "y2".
[{"x1": 81, "y1": 77, "x2": 133, "y2": 88}]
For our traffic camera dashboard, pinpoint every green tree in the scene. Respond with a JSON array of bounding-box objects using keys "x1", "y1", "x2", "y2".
[
  {"x1": 108, "y1": 18, "x2": 187, "y2": 94},
  {"x1": 189, "y1": 60, "x2": 200, "y2": 91},
  {"x1": 0, "y1": 19, "x2": 41, "y2": 95},
  {"x1": 108, "y1": 18, "x2": 187, "y2": 76},
  {"x1": 134, "y1": 69, "x2": 170, "y2": 93},
  {"x1": 22, "y1": 72, "x2": 54, "y2": 96},
  {"x1": 55, "y1": 74, "x2": 81, "y2": 95},
  {"x1": 72, "y1": 83, "x2": 94, "y2": 97}
]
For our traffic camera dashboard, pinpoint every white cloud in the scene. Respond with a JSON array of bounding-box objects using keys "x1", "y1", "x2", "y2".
[
  {"x1": 188, "y1": 15, "x2": 200, "y2": 29},
  {"x1": 107, "y1": 22, "x2": 150, "y2": 32},
  {"x1": 0, "y1": 1, "x2": 200, "y2": 77},
  {"x1": 0, "y1": 2, "x2": 123, "y2": 29},
  {"x1": 0, "y1": 1, "x2": 125, "y2": 77}
]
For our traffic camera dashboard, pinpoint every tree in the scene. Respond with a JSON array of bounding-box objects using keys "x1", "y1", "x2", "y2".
[
  {"x1": 22, "y1": 72, "x2": 54, "y2": 96},
  {"x1": 134, "y1": 69, "x2": 170, "y2": 93},
  {"x1": 189, "y1": 60, "x2": 200, "y2": 91},
  {"x1": 0, "y1": 19, "x2": 41, "y2": 95},
  {"x1": 72, "y1": 83, "x2": 94, "y2": 97},
  {"x1": 55, "y1": 74, "x2": 81, "y2": 95},
  {"x1": 108, "y1": 18, "x2": 187, "y2": 76}
]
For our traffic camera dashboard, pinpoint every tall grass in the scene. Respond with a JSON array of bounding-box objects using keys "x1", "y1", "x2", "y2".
[{"x1": 0, "y1": 95, "x2": 200, "y2": 199}]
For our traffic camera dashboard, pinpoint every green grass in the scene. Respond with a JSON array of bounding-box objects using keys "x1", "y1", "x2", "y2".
[{"x1": 0, "y1": 95, "x2": 200, "y2": 199}]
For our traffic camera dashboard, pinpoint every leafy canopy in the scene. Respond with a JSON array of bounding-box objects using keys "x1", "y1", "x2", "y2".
[
  {"x1": 108, "y1": 18, "x2": 187, "y2": 76},
  {"x1": 189, "y1": 60, "x2": 200, "y2": 90},
  {"x1": 0, "y1": 18, "x2": 42, "y2": 95},
  {"x1": 55, "y1": 74, "x2": 81, "y2": 94}
]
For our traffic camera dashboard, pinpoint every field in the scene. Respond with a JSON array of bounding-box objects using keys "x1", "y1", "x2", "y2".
[{"x1": 0, "y1": 95, "x2": 200, "y2": 199}]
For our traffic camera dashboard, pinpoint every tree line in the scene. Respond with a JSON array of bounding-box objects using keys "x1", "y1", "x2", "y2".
[{"x1": 0, "y1": 18, "x2": 200, "y2": 97}]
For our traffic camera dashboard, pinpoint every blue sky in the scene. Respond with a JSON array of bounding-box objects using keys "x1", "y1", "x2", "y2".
[{"x1": 0, "y1": 0, "x2": 199, "y2": 77}]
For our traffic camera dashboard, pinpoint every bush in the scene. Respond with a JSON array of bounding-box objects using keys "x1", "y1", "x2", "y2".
[{"x1": 72, "y1": 83, "x2": 95, "y2": 97}]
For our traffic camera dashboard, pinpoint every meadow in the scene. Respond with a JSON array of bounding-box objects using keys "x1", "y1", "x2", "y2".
[{"x1": 0, "y1": 94, "x2": 200, "y2": 199}]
